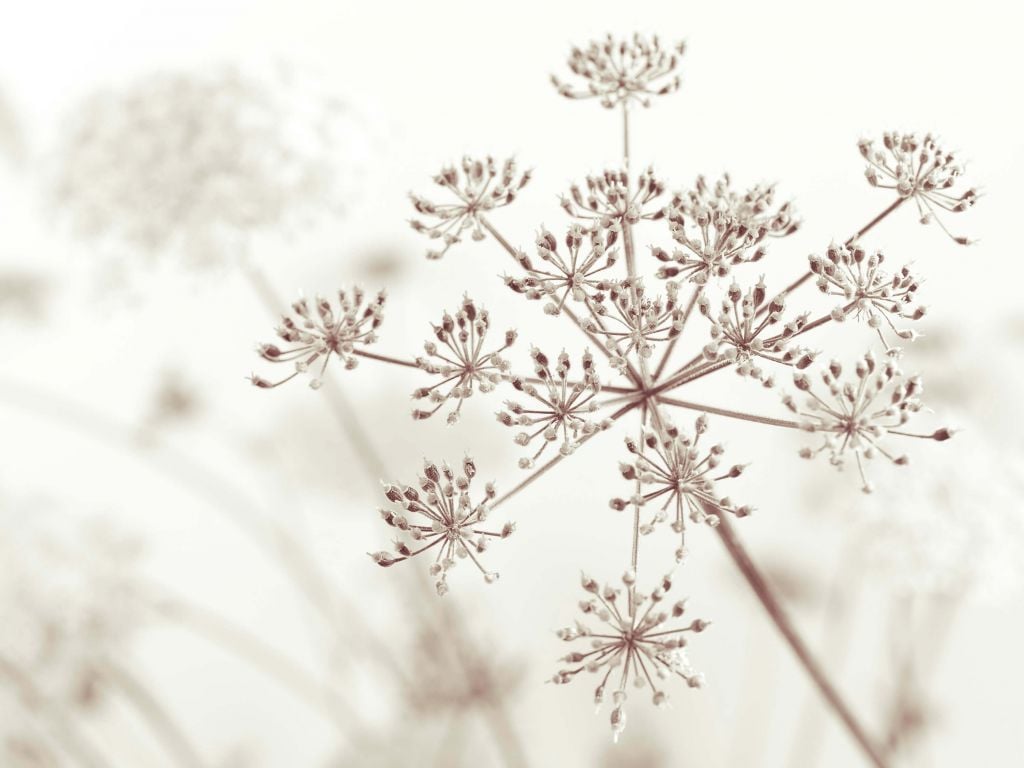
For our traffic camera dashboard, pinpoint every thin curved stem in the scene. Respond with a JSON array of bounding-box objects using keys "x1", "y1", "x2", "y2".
[
  {"x1": 151, "y1": 595, "x2": 357, "y2": 733},
  {"x1": 101, "y1": 662, "x2": 207, "y2": 768}
]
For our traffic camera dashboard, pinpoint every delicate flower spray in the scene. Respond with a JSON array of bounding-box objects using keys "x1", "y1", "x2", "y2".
[{"x1": 251, "y1": 33, "x2": 975, "y2": 762}]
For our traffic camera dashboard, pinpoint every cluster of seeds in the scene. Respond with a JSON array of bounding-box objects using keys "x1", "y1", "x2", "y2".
[
  {"x1": 409, "y1": 156, "x2": 532, "y2": 260},
  {"x1": 551, "y1": 570, "x2": 708, "y2": 741},
  {"x1": 252, "y1": 289, "x2": 385, "y2": 389},
  {"x1": 370, "y1": 457, "x2": 514, "y2": 596},
  {"x1": 412, "y1": 296, "x2": 516, "y2": 425}
]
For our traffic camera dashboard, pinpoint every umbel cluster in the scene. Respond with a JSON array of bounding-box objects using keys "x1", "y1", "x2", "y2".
[{"x1": 250, "y1": 34, "x2": 974, "y2": 741}]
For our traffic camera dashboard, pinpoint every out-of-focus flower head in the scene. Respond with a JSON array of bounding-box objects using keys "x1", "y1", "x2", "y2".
[
  {"x1": 856, "y1": 431, "x2": 1024, "y2": 602},
  {"x1": 54, "y1": 63, "x2": 366, "y2": 266},
  {"x1": 551, "y1": 34, "x2": 685, "y2": 109},
  {"x1": 0, "y1": 510, "x2": 145, "y2": 739}
]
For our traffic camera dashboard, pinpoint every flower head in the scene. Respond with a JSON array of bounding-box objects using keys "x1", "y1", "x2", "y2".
[
  {"x1": 586, "y1": 278, "x2": 684, "y2": 369},
  {"x1": 504, "y1": 224, "x2": 619, "y2": 314},
  {"x1": 560, "y1": 167, "x2": 668, "y2": 226},
  {"x1": 371, "y1": 457, "x2": 514, "y2": 596},
  {"x1": 860, "y1": 132, "x2": 977, "y2": 244},
  {"x1": 412, "y1": 296, "x2": 516, "y2": 425},
  {"x1": 551, "y1": 569, "x2": 707, "y2": 742},
  {"x1": 698, "y1": 277, "x2": 817, "y2": 378},
  {"x1": 498, "y1": 348, "x2": 610, "y2": 468},
  {"x1": 611, "y1": 417, "x2": 753, "y2": 562},
  {"x1": 784, "y1": 354, "x2": 954, "y2": 493},
  {"x1": 551, "y1": 34, "x2": 685, "y2": 109},
  {"x1": 410, "y1": 156, "x2": 531, "y2": 260},
  {"x1": 809, "y1": 243, "x2": 925, "y2": 350},
  {"x1": 252, "y1": 288, "x2": 386, "y2": 389},
  {"x1": 672, "y1": 174, "x2": 799, "y2": 238}
]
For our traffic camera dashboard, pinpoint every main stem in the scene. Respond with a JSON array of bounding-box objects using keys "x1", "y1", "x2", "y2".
[
  {"x1": 614, "y1": 106, "x2": 887, "y2": 767},
  {"x1": 714, "y1": 515, "x2": 889, "y2": 768}
]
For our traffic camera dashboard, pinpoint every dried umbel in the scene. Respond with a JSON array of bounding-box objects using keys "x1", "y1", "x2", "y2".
[
  {"x1": 560, "y1": 167, "x2": 668, "y2": 226},
  {"x1": 784, "y1": 355, "x2": 954, "y2": 493},
  {"x1": 370, "y1": 457, "x2": 514, "y2": 596},
  {"x1": 698, "y1": 277, "x2": 817, "y2": 376},
  {"x1": 409, "y1": 156, "x2": 532, "y2": 260},
  {"x1": 551, "y1": 34, "x2": 685, "y2": 108},
  {"x1": 551, "y1": 570, "x2": 707, "y2": 741},
  {"x1": 412, "y1": 296, "x2": 516, "y2": 425},
  {"x1": 498, "y1": 348, "x2": 609, "y2": 469},
  {"x1": 612, "y1": 417, "x2": 753, "y2": 562},
  {"x1": 504, "y1": 223, "x2": 620, "y2": 314},
  {"x1": 252, "y1": 31, "x2": 973, "y2": 751},
  {"x1": 586, "y1": 278, "x2": 684, "y2": 367},
  {"x1": 809, "y1": 243, "x2": 925, "y2": 349},
  {"x1": 252, "y1": 289, "x2": 386, "y2": 389},
  {"x1": 860, "y1": 132, "x2": 978, "y2": 244},
  {"x1": 655, "y1": 186, "x2": 783, "y2": 283}
]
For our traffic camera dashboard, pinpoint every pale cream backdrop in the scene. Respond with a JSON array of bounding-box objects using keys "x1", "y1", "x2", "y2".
[{"x1": 1, "y1": 1, "x2": 1022, "y2": 767}]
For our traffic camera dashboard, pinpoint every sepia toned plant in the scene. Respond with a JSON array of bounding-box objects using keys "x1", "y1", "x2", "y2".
[
  {"x1": 410, "y1": 156, "x2": 532, "y2": 260},
  {"x1": 251, "y1": 289, "x2": 386, "y2": 390},
  {"x1": 370, "y1": 457, "x2": 514, "y2": 596},
  {"x1": 859, "y1": 132, "x2": 978, "y2": 244},
  {"x1": 784, "y1": 355, "x2": 953, "y2": 493},
  {"x1": 551, "y1": 34, "x2": 685, "y2": 108},
  {"x1": 551, "y1": 570, "x2": 707, "y2": 741},
  {"x1": 251, "y1": 31, "x2": 974, "y2": 760},
  {"x1": 412, "y1": 295, "x2": 516, "y2": 424}
]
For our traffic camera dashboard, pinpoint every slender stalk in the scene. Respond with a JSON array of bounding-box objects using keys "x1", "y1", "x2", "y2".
[
  {"x1": 786, "y1": 545, "x2": 860, "y2": 768},
  {"x1": 657, "y1": 395, "x2": 801, "y2": 429},
  {"x1": 353, "y1": 348, "x2": 421, "y2": 369},
  {"x1": 714, "y1": 514, "x2": 890, "y2": 768},
  {"x1": 491, "y1": 400, "x2": 639, "y2": 511},
  {"x1": 621, "y1": 101, "x2": 631, "y2": 175},
  {"x1": 0, "y1": 655, "x2": 112, "y2": 768},
  {"x1": 652, "y1": 286, "x2": 702, "y2": 380},
  {"x1": 101, "y1": 662, "x2": 207, "y2": 768},
  {"x1": 152, "y1": 595, "x2": 356, "y2": 733}
]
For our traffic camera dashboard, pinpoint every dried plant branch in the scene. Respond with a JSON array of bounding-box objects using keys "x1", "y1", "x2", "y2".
[{"x1": 712, "y1": 514, "x2": 890, "y2": 768}]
